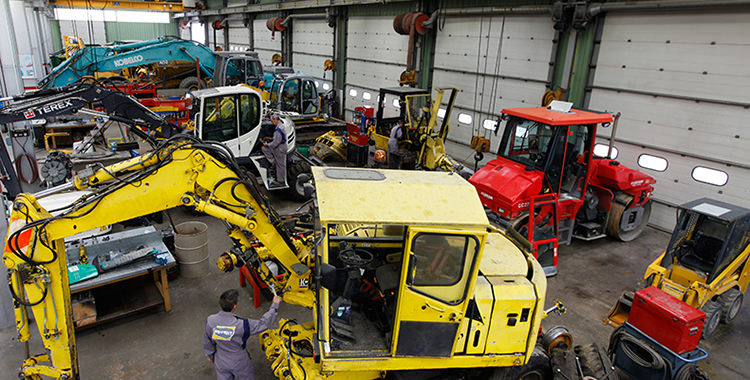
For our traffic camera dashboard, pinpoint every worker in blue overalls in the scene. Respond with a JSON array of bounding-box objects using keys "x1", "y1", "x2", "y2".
[
  {"x1": 262, "y1": 113, "x2": 288, "y2": 188},
  {"x1": 204, "y1": 289, "x2": 282, "y2": 380}
]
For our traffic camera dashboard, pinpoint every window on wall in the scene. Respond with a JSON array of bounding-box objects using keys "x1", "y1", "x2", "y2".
[
  {"x1": 692, "y1": 166, "x2": 728, "y2": 186},
  {"x1": 54, "y1": 8, "x2": 170, "y2": 23},
  {"x1": 593, "y1": 143, "x2": 618, "y2": 159},
  {"x1": 349, "y1": 89, "x2": 358, "y2": 97},
  {"x1": 637, "y1": 154, "x2": 668, "y2": 172},
  {"x1": 362, "y1": 92, "x2": 372, "y2": 100},
  {"x1": 437, "y1": 108, "x2": 446, "y2": 119},
  {"x1": 191, "y1": 22, "x2": 205, "y2": 45},
  {"x1": 483, "y1": 119, "x2": 497, "y2": 131},
  {"x1": 458, "y1": 113, "x2": 472, "y2": 125},
  {"x1": 392, "y1": 98, "x2": 400, "y2": 108}
]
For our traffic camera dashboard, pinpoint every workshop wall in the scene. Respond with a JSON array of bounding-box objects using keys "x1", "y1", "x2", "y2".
[{"x1": 586, "y1": 10, "x2": 750, "y2": 231}]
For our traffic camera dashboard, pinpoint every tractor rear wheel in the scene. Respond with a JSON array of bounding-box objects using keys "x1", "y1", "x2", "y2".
[
  {"x1": 179, "y1": 76, "x2": 207, "y2": 91},
  {"x1": 490, "y1": 346, "x2": 551, "y2": 380},
  {"x1": 718, "y1": 289, "x2": 743, "y2": 323},
  {"x1": 701, "y1": 301, "x2": 722, "y2": 338},
  {"x1": 606, "y1": 194, "x2": 651, "y2": 242}
]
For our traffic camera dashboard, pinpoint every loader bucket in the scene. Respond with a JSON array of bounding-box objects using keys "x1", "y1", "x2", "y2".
[{"x1": 604, "y1": 291, "x2": 634, "y2": 327}]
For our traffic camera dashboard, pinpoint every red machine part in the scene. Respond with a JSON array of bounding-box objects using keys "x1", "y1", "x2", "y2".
[
  {"x1": 629, "y1": 287, "x2": 705, "y2": 355},
  {"x1": 468, "y1": 158, "x2": 544, "y2": 220},
  {"x1": 589, "y1": 158, "x2": 655, "y2": 205},
  {"x1": 346, "y1": 122, "x2": 369, "y2": 146},
  {"x1": 266, "y1": 16, "x2": 286, "y2": 32},
  {"x1": 354, "y1": 106, "x2": 374, "y2": 118}
]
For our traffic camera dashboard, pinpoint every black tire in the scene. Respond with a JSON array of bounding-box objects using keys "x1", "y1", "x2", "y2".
[
  {"x1": 718, "y1": 288, "x2": 743, "y2": 323},
  {"x1": 179, "y1": 76, "x2": 207, "y2": 91},
  {"x1": 491, "y1": 346, "x2": 551, "y2": 380},
  {"x1": 700, "y1": 300, "x2": 722, "y2": 339},
  {"x1": 575, "y1": 343, "x2": 618, "y2": 380},
  {"x1": 285, "y1": 159, "x2": 312, "y2": 201}
]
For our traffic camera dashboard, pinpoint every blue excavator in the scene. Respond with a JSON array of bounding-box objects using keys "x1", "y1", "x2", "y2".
[{"x1": 40, "y1": 36, "x2": 264, "y2": 91}]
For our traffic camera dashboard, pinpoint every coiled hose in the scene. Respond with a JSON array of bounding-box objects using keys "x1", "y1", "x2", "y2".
[{"x1": 608, "y1": 327, "x2": 671, "y2": 380}]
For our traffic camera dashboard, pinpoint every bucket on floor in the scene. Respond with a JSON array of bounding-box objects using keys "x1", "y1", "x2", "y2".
[{"x1": 174, "y1": 221, "x2": 209, "y2": 278}]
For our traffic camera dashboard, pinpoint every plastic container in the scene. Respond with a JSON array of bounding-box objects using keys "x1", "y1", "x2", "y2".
[{"x1": 174, "y1": 221, "x2": 209, "y2": 278}]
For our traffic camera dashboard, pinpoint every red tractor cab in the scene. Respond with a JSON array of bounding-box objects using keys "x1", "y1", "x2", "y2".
[{"x1": 469, "y1": 102, "x2": 655, "y2": 276}]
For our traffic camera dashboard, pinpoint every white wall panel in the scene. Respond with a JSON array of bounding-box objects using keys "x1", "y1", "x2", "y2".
[
  {"x1": 207, "y1": 25, "x2": 224, "y2": 50},
  {"x1": 596, "y1": 138, "x2": 750, "y2": 231},
  {"x1": 291, "y1": 18, "x2": 333, "y2": 78},
  {"x1": 594, "y1": 12, "x2": 749, "y2": 104},
  {"x1": 254, "y1": 18, "x2": 281, "y2": 66},
  {"x1": 345, "y1": 16, "x2": 409, "y2": 118},
  {"x1": 432, "y1": 14, "x2": 553, "y2": 147},
  {"x1": 59, "y1": 20, "x2": 107, "y2": 45},
  {"x1": 227, "y1": 20, "x2": 250, "y2": 51},
  {"x1": 590, "y1": 11, "x2": 750, "y2": 230},
  {"x1": 179, "y1": 24, "x2": 191, "y2": 40},
  {"x1": 590, "y1": 88, "x2": 748, "y2": 165}
]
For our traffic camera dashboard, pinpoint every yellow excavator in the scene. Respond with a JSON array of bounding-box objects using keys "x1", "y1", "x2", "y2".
[
  {"x1": 5, "y1": 140, "x2": 569, "y2": 377},
  {"x1": 311, "y1": 87, "x2": 472, "y2": 176}
]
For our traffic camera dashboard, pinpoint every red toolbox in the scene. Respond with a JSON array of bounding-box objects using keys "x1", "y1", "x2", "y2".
[{"x1": 629, "y1": 287, "x2": 705, "y2": 354}]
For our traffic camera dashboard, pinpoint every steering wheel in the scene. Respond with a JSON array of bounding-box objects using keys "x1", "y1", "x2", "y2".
[{"x1": 339, "y1": 245, "x2": 374, "y2": 267}]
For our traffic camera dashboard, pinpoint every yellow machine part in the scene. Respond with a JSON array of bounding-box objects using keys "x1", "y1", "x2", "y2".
[{"x1": 485, "y1": 276, "x2": 538, "y2": 356}]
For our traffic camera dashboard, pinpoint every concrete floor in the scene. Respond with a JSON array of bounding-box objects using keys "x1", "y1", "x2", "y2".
[{"x1": 1, "y1": 195, "x2": 747, "y2": 379}]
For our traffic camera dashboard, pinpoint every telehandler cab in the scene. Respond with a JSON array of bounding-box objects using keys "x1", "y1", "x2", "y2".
[{"x1": 606, "y1": 198, "x2": 750, "y2": 338}]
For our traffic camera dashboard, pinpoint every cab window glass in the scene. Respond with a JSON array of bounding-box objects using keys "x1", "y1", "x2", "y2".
[
  {"x1": 302, "y1": 80, "x2": 318, "y2": 114},
  {"x1": 239, "y1": 94, "x2": 260, "y2": 135},
  {"x1": 225, "y1": 59, "x2": 246, "y2": 85},
  {"x1": 202, "y1": 95, "x2": 238, "y2": 142},
  {"x1": 281, "y1": 78, "x2": 301, "y2": 113},
  {"x1": 409, "y1": 233, "x2": 478, "y2": 305}
]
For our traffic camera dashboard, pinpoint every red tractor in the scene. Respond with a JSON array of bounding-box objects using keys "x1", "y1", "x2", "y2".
[{"x1": 469, "y1": 102, "x2": 655, "y2": 276}]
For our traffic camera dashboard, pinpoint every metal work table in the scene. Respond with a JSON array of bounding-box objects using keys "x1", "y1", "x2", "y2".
[{"x1": 66, "y1": 226, "x2": 176, "y2": 329}]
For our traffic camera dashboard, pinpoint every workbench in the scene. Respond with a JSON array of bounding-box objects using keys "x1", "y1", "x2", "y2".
[
  {"x1": 67, "y1": 226, "x2": 176, "y2": 329},
  {"x1": 43, "y1": 120, "x2": 97, "y2": 150}
]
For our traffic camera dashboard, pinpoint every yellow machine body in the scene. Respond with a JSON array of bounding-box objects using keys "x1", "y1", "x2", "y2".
[
  {"x1": 312, "y1": 88, "x2": 466, "y2": 174},
  {"x1": 260, "y1": 167, "x2": 547, "y2": 379},
  {"x1": 5, "y1": 141, "x2": 546, "y2": 379}
]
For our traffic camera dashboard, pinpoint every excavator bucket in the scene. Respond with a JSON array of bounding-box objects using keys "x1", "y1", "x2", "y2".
[{"x1": 604, "y1": 291, "x2": 634, "y2": 327}]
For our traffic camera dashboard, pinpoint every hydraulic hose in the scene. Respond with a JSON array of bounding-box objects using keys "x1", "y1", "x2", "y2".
[{"x1": 609, "y1": 328, "x2": 671, "y2": 380}]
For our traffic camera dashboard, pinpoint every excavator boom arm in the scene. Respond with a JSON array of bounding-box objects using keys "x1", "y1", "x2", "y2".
[
  {"x1": 0, "y1": 82, "x2": 179, "y2": 140},
  {"x1": 3, "y1": 137, "x2": 314, "y2": 379},
  {"x1": 40, "y1": 37, "x2": 217, "y2": 89}
]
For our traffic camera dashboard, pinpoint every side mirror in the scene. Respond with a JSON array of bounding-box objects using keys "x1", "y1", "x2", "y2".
[{"x1": 319, "y1": 263, "x2": 337, "y2": 290}]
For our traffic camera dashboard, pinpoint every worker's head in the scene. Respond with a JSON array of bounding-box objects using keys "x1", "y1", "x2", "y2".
[
  {"x1": 271, "y1": 114, "x2": 281, "y2": 125},
  {"x1": 219, "y1": 289, "x2": 239, "y2": 312}
]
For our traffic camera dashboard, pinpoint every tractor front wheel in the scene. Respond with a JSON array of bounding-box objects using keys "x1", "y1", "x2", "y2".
[
  {"x1": 701, "y1": 301, "x2": 722, "y2": 339},
  {"x1": 718, "y1": 289, "x2": 743, "y2": 323}
]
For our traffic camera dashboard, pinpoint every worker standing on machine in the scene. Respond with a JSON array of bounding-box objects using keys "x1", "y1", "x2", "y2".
[
  {"x1": 388, "y1": 119, "x2": 404, "y2": 169},
  {"x1": 262, "y1": 114, "x2": 288, "y2": 187},
  {"x1": 204, "y1": 289, "x2": 283, "y2": 380}
]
